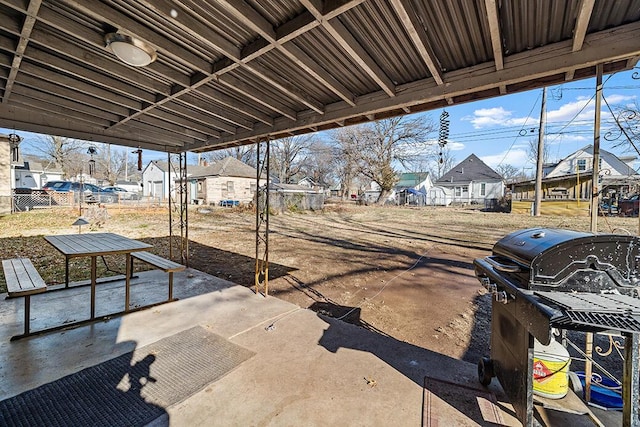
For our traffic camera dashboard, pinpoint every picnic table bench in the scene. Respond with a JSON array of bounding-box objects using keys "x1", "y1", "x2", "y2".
[
  {"x1": 130, "y1": 252, "x2": 185, "y2": 301},
  {"x1": 2, "y1": 258, "x2": 47, "y2": 340}
]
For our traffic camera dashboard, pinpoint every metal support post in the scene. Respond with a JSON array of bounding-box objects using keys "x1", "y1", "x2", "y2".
[
  {"x1": 623, "y1": 332, "x2": 640, "y2": 427},
  {"x1": 255, "y1": 138, "x2": 270, "y2": 296},
  {"x1": 168, "y1": 152, "x2": 189, "y2": 266}
]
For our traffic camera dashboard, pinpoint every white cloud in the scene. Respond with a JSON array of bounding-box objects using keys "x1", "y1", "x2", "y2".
[
  {"x1": 481, "y1": 149, "x2": 529, "y2": 170},
  {"x1": 546, "y1": 97, "x2": 593, "y2": 123},
  {"x1": 446, "y1": 141, "x2": 465, "y2": 151},
  {"x1": 463, "y1": 93, "x2": 636, "y2": 133},
  {"x1": 464, "y1": 106, "x2": 532, "y2": 129}
]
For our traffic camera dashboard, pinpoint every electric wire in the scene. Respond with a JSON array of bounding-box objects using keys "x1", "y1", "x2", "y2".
[{"x1": 495, "y1": 91, "x2": 541, "y2": 169}]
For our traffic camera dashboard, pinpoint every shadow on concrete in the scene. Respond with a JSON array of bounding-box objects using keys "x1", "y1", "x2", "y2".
[
  {"x1": 140, "y1": 238, "x2": 297, "y2": 288},
  {"x1": 0, "y1": 337, "x2": 168, "y2": 426},
  {"x1": 314, "y1": 303, "x2": 514, "y2": 426}
]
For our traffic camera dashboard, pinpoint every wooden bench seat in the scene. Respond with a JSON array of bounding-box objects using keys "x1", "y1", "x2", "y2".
[
  {"x1": 2, "y1": 258, "x2": 47, "y2": 339},
  {"x1": 130, "y1": 252, "x2": 185, "y2": 301}
]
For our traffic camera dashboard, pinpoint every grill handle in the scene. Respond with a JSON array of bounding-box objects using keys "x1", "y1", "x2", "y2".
[{"x1": 485, "y1": 256, "x2": 521, "y2": 273}]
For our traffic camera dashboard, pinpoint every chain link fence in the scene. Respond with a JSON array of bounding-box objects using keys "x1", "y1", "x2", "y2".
[
  {"x1": 11, "y1": 190, "x2": 157, "y2": 213},
  {"x1": 12, "y1": 190, "x2": 73, "y2": 212}
]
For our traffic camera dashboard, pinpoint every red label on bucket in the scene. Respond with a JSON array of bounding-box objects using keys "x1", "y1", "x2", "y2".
[{"x1": 533, "y1": 360, "x2": 552, "y2": 382}]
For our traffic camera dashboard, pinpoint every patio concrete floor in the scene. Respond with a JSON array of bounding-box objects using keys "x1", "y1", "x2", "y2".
[{"x1": 0, "y1": 268, "x2": 622, "y2": 426}]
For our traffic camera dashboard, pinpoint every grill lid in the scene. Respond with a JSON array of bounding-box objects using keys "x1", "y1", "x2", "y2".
[{"x1": 491, "y1": 228, "x2": 640, "y2": 292}]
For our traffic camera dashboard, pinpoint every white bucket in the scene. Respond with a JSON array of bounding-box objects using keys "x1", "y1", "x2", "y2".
[{"x1": 532, "y1": 338, "x2": 570, "y2": 399}]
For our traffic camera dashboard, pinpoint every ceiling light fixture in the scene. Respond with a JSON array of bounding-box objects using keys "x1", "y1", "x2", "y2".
[{"x1": 104, "y1": 33, "x2": 157, "y2": 67}]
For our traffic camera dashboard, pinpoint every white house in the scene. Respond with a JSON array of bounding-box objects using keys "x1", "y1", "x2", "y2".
[
  {"x1": 544, "y1": 145, "x2": 636, "y2": 179},
  {"x1": 512, "y1": 145, "x2": 640, "y2": 202},
  {"x1": 142, "y1": 160, "x2": 174, "y2": 200},
  {"x1": 12, "y1": 160, "x2": 63, "y2": 189},
  {"x1": 434, "y1": 154, "x2": 504, "y2": 205}
]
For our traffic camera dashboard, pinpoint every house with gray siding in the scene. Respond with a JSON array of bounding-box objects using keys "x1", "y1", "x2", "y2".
[{"x1": 435, "y1": 154, "x2": 504, "y2": 205}]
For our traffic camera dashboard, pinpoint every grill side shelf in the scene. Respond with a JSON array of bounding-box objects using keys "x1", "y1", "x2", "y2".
[{"x1": 535, "y1": 291, "x2": 640, "y2": 334}]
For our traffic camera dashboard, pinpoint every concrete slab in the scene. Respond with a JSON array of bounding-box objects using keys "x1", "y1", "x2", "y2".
[{"x1": 0, "y1": 269, "x2": 621, "y2": 426}]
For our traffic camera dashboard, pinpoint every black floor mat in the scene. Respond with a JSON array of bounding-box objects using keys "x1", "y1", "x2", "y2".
[{"x1": 0, "y1": 326, "x2": 255, "y2": 427}]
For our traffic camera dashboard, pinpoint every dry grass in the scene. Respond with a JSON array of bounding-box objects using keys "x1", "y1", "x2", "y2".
[{"x1": 0, "y1": 203, "x2": 638, "y2": 294}]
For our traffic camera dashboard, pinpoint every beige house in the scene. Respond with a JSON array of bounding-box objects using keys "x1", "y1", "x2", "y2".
[
  {"x1": 0, "y1": 135, "x2": 17, "y2": 214},
  {"x1": 187, "y1": 157, "x2": 266, "y2": 206}
]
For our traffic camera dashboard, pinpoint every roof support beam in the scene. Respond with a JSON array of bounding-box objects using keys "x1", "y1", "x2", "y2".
[
  {"x1": 390, "y1": 0, "x2": 444, "y2": 85},
  {"x1": 484, "y1": 0, "x2": 504, "y2": 70},
  {"x1": 0, "y1": 104, "x2": 186, "y2": 151},
  {"x1": 301, "y1": 0, "x2": 396, "y2": 97},
  {"x1": 572, "y1": 0, "x2": 596, "y2": 52},
  {"x1": 203, "y1": 21, "x2": 640, "y2": 151},
  {"x1": 2, "y1": 0, "x2": 41, "y2": 103},
  {"x1": 216, "y1": 0, "x2": 355, "y2": 108}
]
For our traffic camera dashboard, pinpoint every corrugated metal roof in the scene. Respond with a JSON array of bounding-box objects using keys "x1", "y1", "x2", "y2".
[{"x1": 0, "y1": 0, "x2": 639, "y2": 153}]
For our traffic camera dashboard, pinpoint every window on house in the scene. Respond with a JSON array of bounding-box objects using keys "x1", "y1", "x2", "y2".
[
  {"x1": 480, "y1": 183, "x2": 486, "y2": 196},
  {"x1": 462, "y1": 186, "x2": 468, "y2": 193},
  {"x1": 455, "y1": 187, "x2": 461, "y2": 197},
  {"x1": 250, "y1": 182, "x2": 257, "y2": 193},
  {"x1": 197, "y1": 182, "x2": 202, "y2": 192},
  {"x1": 227, "y1": 181, "x2": 234, "y2": 192},
  {"x1": 577, "y1": 159, "x2": 586, "y2": 171}
]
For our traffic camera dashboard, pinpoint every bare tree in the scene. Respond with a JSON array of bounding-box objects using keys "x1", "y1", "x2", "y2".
[
  {"x1": 526, "y1": 138, "x2": 550, "y2": 166},
  {"x1": 270, "y1": 135, "x2": 315, "y2": 184},
  {"x1": 300, "y1": 139, "x2": 338, "y2": 186},
  {"x1": 330, "y1": 116, "x2": 436, "y2": 204},
  {"x1": 607, "y1": 100, "x2": 640, "y2": 155},
  {"x1": 495, "y1": 164, "x2": 521, "y2": 183},
  {"x1": 432, "y1": 145, "x2": 456, "y2": 179},
  {"x1": 34, "y1": 135, "x2": 85, "y2": 178},
  {"x1": 203, "y1": 145, "x2": 256, "y2": 167}
]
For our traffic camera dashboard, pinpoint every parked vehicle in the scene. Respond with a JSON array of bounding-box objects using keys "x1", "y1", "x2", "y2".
[
  {"x1": 43, "y1": 181, "x2": 117, "y2": 203},
  {"x1": 101, "y1": 186, "x2": 139, "y2": 200},
  {"x1": 219, "y1": 199, "x2": 240, "y2": 207},
  {"x1": 618, "y1": 195, "x2": 639, "y2": 217}
]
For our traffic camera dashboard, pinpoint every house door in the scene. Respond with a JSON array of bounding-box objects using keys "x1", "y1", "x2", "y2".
[{"x1": 153, "y1": 181, "x2": 163, "y2": 200}]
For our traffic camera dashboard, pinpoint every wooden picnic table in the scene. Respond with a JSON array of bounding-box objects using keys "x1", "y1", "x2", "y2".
[{"x1": 44, "y1": 233, "x2": 152, "y2": 319}]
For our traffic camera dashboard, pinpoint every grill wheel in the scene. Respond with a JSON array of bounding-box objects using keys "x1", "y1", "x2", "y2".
[{"x1": 478, "y1": 357, "x2": 494, "y2": 387}]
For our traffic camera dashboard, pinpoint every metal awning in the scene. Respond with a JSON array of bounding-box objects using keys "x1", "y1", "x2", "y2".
[{"x1": 1, "y1": 0, "x2": 640, "y2": 154}]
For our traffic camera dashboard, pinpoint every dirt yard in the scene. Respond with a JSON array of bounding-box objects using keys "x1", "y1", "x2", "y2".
[{"x1": 1, "y1": 202, "x2": 638, "y2": 370}]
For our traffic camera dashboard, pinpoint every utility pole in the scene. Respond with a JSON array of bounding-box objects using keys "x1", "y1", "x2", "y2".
[
  {"x1": 534, "y1": 87, "x2": 547, "y2": 216},
  {"x1": 590, "y1": 64, "x2": 603, "y2": 233}
]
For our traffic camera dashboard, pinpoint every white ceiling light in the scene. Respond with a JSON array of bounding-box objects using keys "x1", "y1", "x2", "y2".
[{"x1": 105, "y1": 33, "x2": 157, "y2": 67}]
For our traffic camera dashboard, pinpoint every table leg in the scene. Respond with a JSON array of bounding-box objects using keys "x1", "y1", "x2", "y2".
[
  {"x1": 90, "y1": 256, "x2": 96, "y2": 319},
  {"x1": 65, "y1": 258, "x2": 69, "y2": 288},
  {"x1": 125, "y1": 253, "x2": 131, "y2": 312}
]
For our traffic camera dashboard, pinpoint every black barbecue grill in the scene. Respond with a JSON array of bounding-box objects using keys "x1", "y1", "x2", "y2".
[{"x1": 474, "y1": 228, "x2": 640, "y2": 427}]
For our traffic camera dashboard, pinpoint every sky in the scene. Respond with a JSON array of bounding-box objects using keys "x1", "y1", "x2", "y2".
[
  {"x1": 7, "y1": 68, "x2": 640, "y2": 175},
  {"x1": 438, "y1": 68, "x2": 639, "y2": 173}
]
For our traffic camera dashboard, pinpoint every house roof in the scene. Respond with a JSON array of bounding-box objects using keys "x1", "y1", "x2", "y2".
[
  {"x1": 143, "y1": 160, "x2": 205, "y2": 176},
  {"x1": 582, "y1": 145, "x2": 637, "y2": 176},
  {"x1": 12, "y1": 155, "x2": 63, "y2": 173},
  {"x1": 1, "y1": 2, "x2": 639, "y2": 153},
  {"x1": 396, "y1": 172, "x2": 430, "y2": 188},
  {"x1": 189, "y1": 157, "x2": 257, "y2": 179},
  {"x1": 271, "y1": 183, "x2": 321, "y2": 193},
  {"x1": 544, "y1": 144, "x2": 639, "y2": 178},
  {"x1": 436, "y1": 154, "x2": 502, "y2": 184}
]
